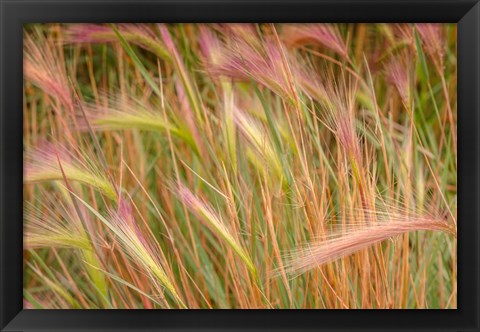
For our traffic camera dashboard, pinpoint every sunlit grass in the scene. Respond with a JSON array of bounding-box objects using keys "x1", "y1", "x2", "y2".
[{"x1": 23, "y1": 23, "x2": 457, "y2": 309}]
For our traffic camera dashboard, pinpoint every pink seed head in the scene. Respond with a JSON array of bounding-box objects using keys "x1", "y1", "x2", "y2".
[{"x1": 282, "y1": 24, "x2": 348, "y2": 57}]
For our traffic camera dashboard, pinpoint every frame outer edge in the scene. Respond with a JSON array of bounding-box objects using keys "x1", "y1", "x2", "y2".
[
  {"x1": 1, "y1": 0, "x2": 24, "y2": 331},
  {"x1": 1, "y1": 0, "x2": 6, "y2": 329},
  {"x1": 1, "y1": 1, "x2": 480, "y2": 332},
  {"x1": 458, "y1": 1, "x2": 480, "y2": 330}
]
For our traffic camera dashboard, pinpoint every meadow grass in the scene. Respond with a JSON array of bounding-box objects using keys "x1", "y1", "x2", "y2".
[{"x1": 23, "y1": 23, "x2": 457, "y2": 309}]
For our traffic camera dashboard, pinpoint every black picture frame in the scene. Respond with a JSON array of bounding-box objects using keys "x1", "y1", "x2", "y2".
[{"x1": 1, "y1": 0, "x2": 479, "y2": 331}]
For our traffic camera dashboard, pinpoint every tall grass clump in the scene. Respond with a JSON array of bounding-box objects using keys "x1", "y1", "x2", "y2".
[{"x1": 24, "y1": 23, "x2": 457, "y2": 309}]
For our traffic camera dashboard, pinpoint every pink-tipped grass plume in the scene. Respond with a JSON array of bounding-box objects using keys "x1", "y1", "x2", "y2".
[
  {"x1": 416, "y1": 24, "x2": 445, "y2": 71},
  {"x1": 385, "y1": 55, "x2": 412, "y2": 107},
  {"x1": 176, "y1": 183, "x2": 258, "y2": 280},
  {"x1": 66, "y1": 24, "x2": 170, "y2": 60},
  {"x1": 24, "y1": 31, "x2": 73, "y2": 110},
  {"x1": 71, "y1": 193, "x2": 187, "y2": 309},
  {"x1": 281, "y1": 24, "x2": 348, "y2": 59},
  {"x1": 24, "y1": 142, "x2": 117, "y2": 200},
  {"x1": 279, "y1": 205, "x2": 456, "y2": 278}
]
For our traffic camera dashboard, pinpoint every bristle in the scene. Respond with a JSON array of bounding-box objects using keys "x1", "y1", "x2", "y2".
[
  {"x1": 24, "y1": 32, "x2": 73, "y2": 109},
  {"x1": 66, "y1": 24, "x2": 170, "y2": 60},
  {"x1": 385, "y1": 55, "x2": 412, "y2": 105},
  {"x1": 281, "y1": 207, "x2": 455, "y2": 277},
  {"x1": 416, "y1": 23, "x2": 445, "y2": 69},
  {"x1": 281, "y1": 24, "x2": 348, "y2": 58},
  {"x1": 24, "y1": 143, "x2": 117, "y2": 200},
  {"x1": 177, "y1": 183, "x2": 257, "y2": 278}
]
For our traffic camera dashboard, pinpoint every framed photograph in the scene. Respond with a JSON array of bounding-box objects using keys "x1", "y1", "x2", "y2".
[{"x1": 1, "y1": 0, "x2": 479, "y2": 331}]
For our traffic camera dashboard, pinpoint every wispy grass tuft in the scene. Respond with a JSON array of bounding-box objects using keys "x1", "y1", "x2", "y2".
[
  {"x1": 280, "y1": 205, "x2": 455, "y2": 277},
  {"x1": 176, "y1": 183, "x2": 258, "y2": 280},
  {"x1": 24, "y1": 143, "x2": 117, "y2": 200},
  {"x1": 281, "y1": 24, "x2": 348, "y2": 59}
]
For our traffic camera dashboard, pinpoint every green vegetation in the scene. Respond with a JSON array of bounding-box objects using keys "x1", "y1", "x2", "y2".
[{"x1": 23, "y1": 23, "x2": 457, "y2": 309}]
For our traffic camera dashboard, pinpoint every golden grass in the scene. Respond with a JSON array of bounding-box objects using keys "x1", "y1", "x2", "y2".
[{"x1": 23, "y1": 23, "x2": 457, "y2": 309}]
